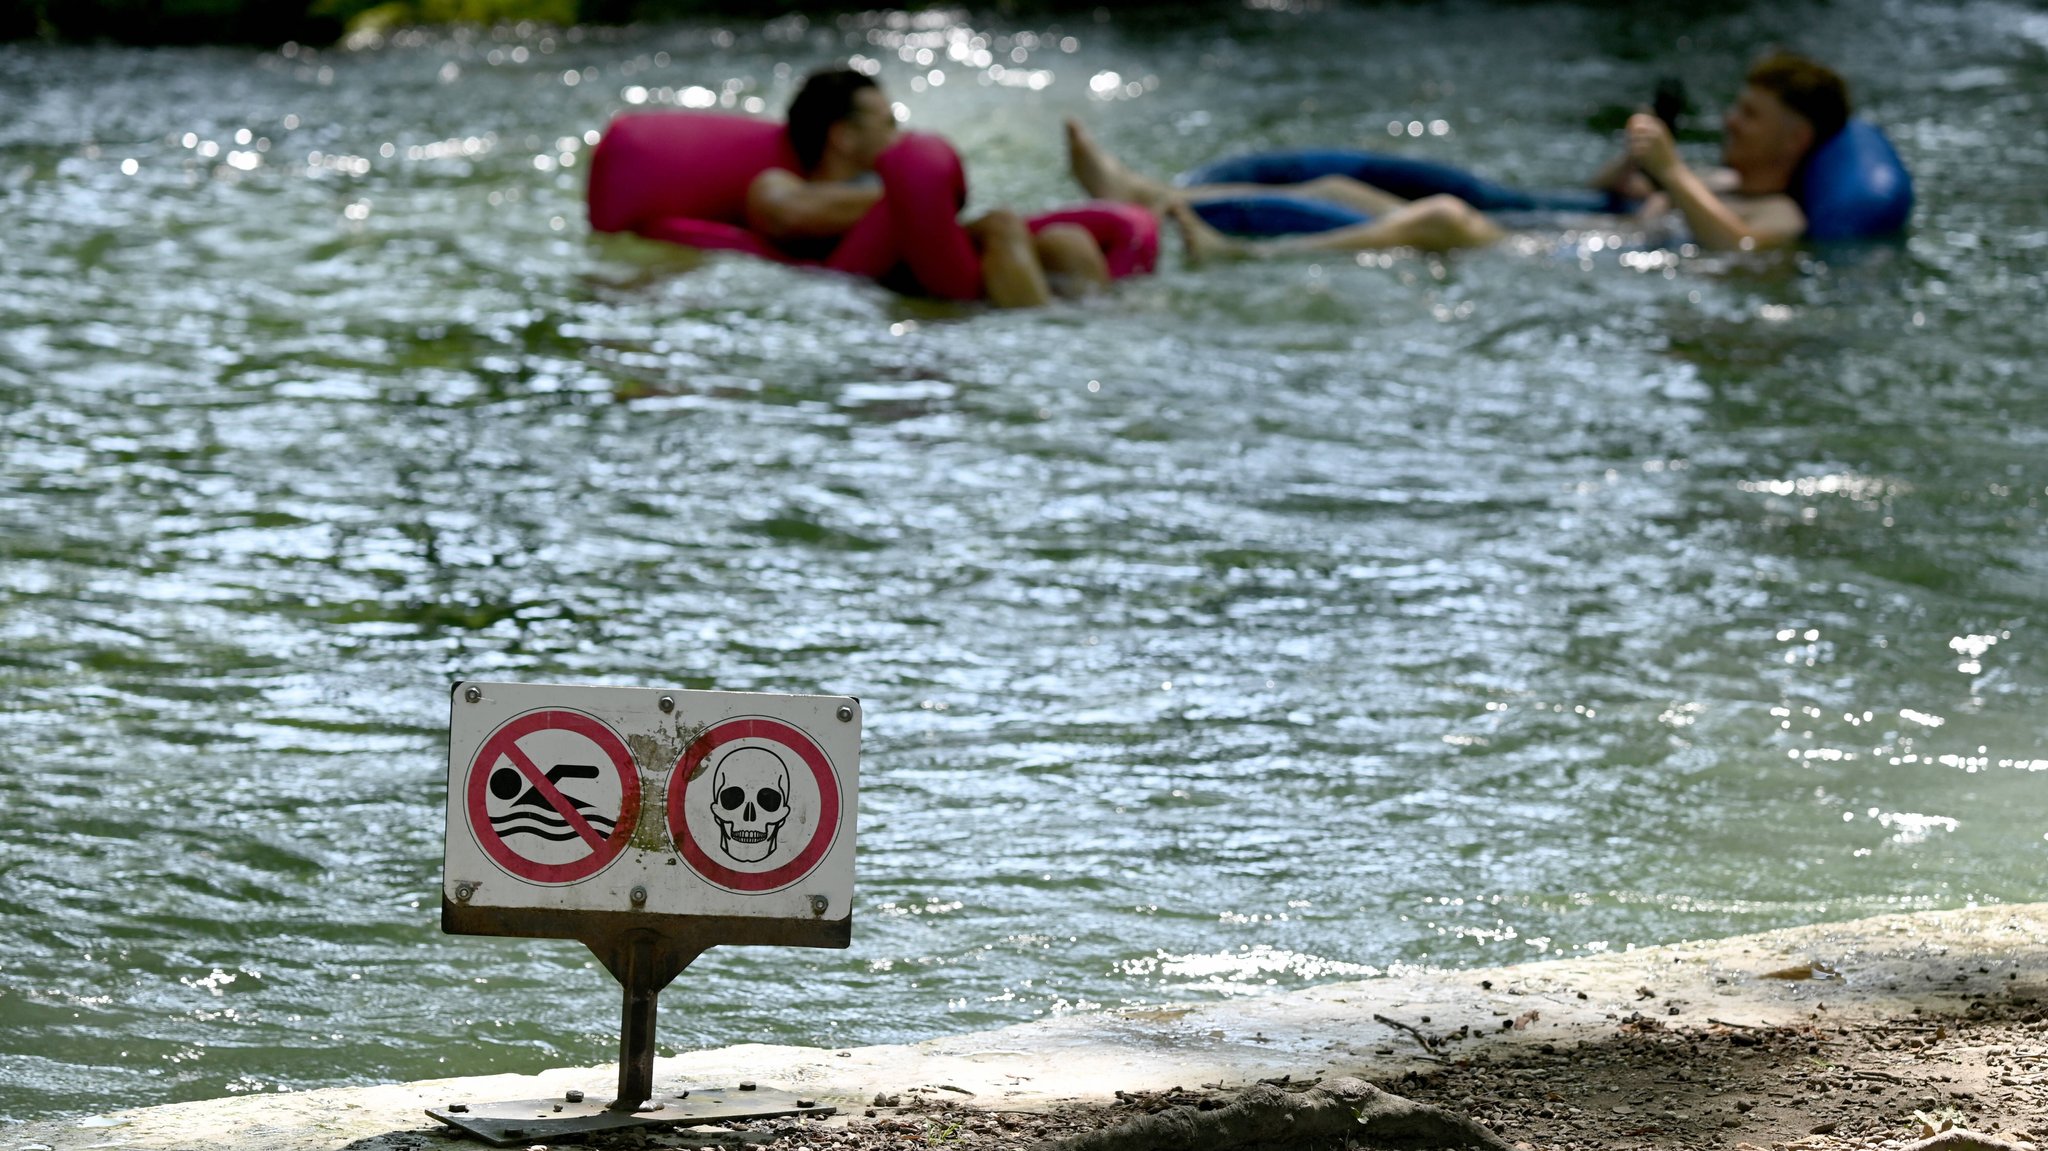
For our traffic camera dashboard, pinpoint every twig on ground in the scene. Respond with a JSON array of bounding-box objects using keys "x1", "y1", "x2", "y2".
[{"x1": 1374, "y1": 1013, "x2": 1446, "y2": 1060}]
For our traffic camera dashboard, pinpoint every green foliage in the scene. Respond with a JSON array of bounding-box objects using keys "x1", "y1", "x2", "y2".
[
  {"x1": 0, "y1": 0, "x2": 49, "y2": 39},
  {"x1": 4, "y1": 0, "x2": 578, "y2": 43},
  {"x1": 312, "y1": 0, "x2": 578, "y2": 34},
  {"x1": 8, "y1": 0, "x2": 342, "y2": 43},
  {"x1": 2, "y1": 0, "x2": 1193, "y2": 43}
]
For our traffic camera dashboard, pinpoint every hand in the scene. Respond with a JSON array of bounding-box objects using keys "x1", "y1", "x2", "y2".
[{"x1": 1625, "y1": 112, "x2": 1679, "y2": 181}]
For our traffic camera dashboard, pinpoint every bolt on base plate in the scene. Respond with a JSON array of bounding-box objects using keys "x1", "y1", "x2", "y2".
[{"x1": 428, "y1": 1085, "x2": 832, "y2": 1147}]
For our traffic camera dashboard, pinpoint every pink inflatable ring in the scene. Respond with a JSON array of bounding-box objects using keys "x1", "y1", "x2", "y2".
[{"x1": 586, "y1": 111, "x2": 1158, "y2": 300}]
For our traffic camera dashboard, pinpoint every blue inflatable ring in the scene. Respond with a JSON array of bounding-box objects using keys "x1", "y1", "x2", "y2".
[
  {"x1": 1177, "y1": 117, "x2": 1911, "y2": 242},
  {"x1": 1796, "y1": 119, "x2": 1913, "y2": 241}
]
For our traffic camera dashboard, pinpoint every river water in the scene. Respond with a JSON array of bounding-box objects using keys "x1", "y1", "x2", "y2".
[{"x1": 3, "y1": 0, "x2": 2045, "y2": 1125}]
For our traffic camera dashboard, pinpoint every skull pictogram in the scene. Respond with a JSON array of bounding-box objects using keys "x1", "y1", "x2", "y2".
[{"x1": 709, "y1": 746, "x2": 791, "y2": 863}]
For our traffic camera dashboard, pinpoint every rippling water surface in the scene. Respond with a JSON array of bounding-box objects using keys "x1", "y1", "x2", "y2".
[{"x1": 4, "y1": 0, "x2": 2046, "y2": 1124}]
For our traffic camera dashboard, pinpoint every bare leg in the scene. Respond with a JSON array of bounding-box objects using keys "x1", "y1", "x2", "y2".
[
  {"x1": 1068, "y1": 119, "x2": 1410, "y2": 217},
  {"x1": 1281, "y1": 194, "x2": 1503, "y2": 251},
  {"x1": 1031, "y1": 222, "x2": 1111, "y2": 298},
  {"x1": 1165, "y1": 201, "x2": 1243, "y2": 264},
  {"x1": 967, "y1": 209, "x2": 1052, "y2": 308},
  {"x1": 1170, "y1": 193, "x2": 1502, "y2": 261},
  {"x1": 1182, "y1": 173, "x2": 1410, "y2": 217},
  {"x1": 1065, "y1": 119, "x2": 1179, "y2": 212}
]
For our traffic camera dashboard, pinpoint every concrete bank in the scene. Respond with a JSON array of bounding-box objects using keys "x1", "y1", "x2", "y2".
[{"x1": 13, "y1": 903, "x2": 2048, "y2": 1151}]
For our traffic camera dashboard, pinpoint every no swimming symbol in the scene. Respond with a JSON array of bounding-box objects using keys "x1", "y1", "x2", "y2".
[{"x1": 466, "y1": 709, "x2": 640, "y2": 885}]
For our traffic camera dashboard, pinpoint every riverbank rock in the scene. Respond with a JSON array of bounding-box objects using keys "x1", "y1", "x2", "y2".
[{"x1": 1028, "y1": 1076, "x2": 1508, "y2": 1151}]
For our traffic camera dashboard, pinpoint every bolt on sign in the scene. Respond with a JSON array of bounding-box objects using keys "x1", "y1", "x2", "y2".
[{"x1": 435, "y1": 681, "x2": 858, "y2": 1145}]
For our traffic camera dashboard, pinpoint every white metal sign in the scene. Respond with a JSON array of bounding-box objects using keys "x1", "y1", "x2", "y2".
[{"x1": 445, "y1": 681, "x2": 858, "y2": 924}]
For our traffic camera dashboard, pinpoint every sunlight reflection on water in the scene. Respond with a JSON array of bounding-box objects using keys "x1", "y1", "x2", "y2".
[{"x1": 2, "y1": 0, "x2": 2046, "y2": 1124}]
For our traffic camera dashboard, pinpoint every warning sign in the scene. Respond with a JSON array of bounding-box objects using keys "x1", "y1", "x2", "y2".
[
  {"x1": 445, "y1": 681, "x2": 857, "y2": 926},
  {"x1": 667, "y1": 717, "x2": 843, "y2": 894},
  {"x1": 441, "y1": 681, "x2": 860, "y2": 1137},
  {"x1": 465, "y1": 709, "x2": 640, "y2": 885}
]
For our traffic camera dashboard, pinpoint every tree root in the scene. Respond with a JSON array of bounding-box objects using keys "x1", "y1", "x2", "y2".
[{"x1": 1030, "y1": 1076, "x2": 1511, "y2": 1151}]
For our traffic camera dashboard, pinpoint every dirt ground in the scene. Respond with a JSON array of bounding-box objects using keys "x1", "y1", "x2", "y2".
[
  {"x1": 614, "y1": 983, "x2": 2048, "y2": 1151},
  {"x1": 29, "y1": 907, "x2": 2048, "y2": 1151}
]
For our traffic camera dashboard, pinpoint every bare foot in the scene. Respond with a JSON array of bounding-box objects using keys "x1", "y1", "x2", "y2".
[
  {"x1": 1065, "y1": 119, "x2": 1175, "y2": 212},
  {"x1": 1166, "y1": 201, "x2": 1242, "y2": 265}
]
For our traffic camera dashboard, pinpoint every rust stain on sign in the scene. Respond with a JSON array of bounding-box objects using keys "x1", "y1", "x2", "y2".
[{"x1": 626, "y1": 717, "x2": 708, "y2": 854}]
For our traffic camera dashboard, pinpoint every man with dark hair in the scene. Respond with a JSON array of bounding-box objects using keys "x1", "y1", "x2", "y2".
[
  {"x1": 1069, "y1": 51, "x2": 1850, "y2": 257},
  {"x1": 747, "y1": 69, "x2": 899, "y2": 261},
  {"x1": 747, "y1": 67, "x2": 1109, "y2": 307},
  {"x1": 784, "y1": 68, "x2": 885, "y2": 176}
]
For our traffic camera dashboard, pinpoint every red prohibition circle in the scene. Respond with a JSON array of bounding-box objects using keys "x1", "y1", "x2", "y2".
[
  {"x1": 668, "y1": 717, "x2": 841, "y2": 893},
  {"x1": 466, "y1": 709, "x2": 640, "y2": 885}
]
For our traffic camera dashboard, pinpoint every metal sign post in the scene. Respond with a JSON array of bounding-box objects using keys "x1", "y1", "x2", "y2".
[{"x1": 431, "y1": 681, "x2": 859, "y2": 1146}]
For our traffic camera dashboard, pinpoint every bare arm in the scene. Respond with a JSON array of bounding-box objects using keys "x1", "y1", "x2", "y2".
[
  {"x1": 744, "y1": 168, "x2": 884, "y2": 242},
  {"x1": 1626, "y1": 113, "x2": 1805, "y2": 250},
  {"x1": 1589, "y1": 150, "x2": 1653, "y2": 201}
]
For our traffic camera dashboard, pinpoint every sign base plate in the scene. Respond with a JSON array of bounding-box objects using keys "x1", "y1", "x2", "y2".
[{"x1": 427, "y1": 1086, "x2": 833, "y2": 1146}]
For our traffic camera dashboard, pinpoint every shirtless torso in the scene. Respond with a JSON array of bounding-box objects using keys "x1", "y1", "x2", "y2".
[
  {"x1": 1636, "y1": 166, "x2": 1806, "y2": 249},
  {"x1": 746, "y1": 168, "x2": 881, "y2": 260},
  {"x1": 751, "y1": 72, "x2": 1110, "y2": 307},
  {"x1": 1065, "y1": 68, "x2": 1829, "y2": 260},
  {"x1": 743, "y1": 82, "x2": 896, "y2": 255},
  {"x1": 1624, "y1": 98, "x2": 1811, "y2": 251}
]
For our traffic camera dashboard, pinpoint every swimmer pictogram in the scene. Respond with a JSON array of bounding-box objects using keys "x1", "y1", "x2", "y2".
[
  {"x1": 488, "y1": 761, "x2": 614, "y2": 844},
  {"x1": 465, "y1": 709, "x2": 639, "y2": 885}
]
